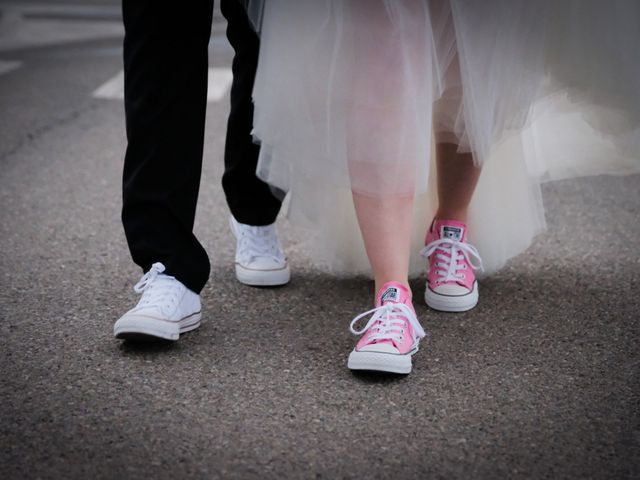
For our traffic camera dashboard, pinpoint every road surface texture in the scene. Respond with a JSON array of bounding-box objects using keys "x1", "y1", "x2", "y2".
[{"x1": 1, "y1": 2, "x2": 638, "y2": 479}]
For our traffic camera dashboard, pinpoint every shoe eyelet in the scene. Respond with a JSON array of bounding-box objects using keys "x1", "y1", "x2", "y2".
[{"x1": 461, "y1": 274, "x2": 466, "y2": 279}]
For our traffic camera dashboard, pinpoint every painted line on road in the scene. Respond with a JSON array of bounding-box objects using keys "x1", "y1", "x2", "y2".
[
  {"x1": 92, "y1": 69, "x2": 124, "y2": 99},
  {"x1": 207, "y1": 67, "x2": 233, "y2": 102},
  {"x1": 0, "y1": 5, "x2": 124, "y2": 52},
  {"x1": 92, "y1": 68, "x2": 233, "y2": 102},
  {"x1": 0, "y1": 60, "x2": 22, "y2": 76}
]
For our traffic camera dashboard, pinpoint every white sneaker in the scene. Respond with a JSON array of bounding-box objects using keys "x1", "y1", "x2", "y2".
[
  {"x1": 113, "y1": 262, "x2": 201, "y2": 341},
  {"x1": 230, "y1": 216, "x2": 290, "y2": 286}
]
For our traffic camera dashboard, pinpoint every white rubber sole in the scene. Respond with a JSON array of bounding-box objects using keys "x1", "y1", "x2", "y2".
[
  {"x1": 235, "y1": 263, "x2": 290, "y2": 287},
  {"x1": 347, "y1": 349, "x2": 417, "y2": 374},
  {"x1": 113, "y1": 311, "x2": 201, "y2": 341},
  {"x1": 425, "y1": 281, "x2": 478, "y2": 312}
]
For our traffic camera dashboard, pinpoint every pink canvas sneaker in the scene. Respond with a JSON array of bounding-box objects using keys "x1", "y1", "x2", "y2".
[
  {"x1": 347, "y1": 282, "x2": 426, "y2": 374},
  {"x1": 420, "y1": 219, "x2": 483, "y2": 312}
]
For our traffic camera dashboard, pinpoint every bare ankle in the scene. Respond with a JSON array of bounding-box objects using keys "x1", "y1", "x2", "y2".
[{"x1": 433, "y1": 209, "x2": 469, "y2": 224}]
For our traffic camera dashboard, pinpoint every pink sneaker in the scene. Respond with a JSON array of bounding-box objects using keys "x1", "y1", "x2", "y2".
[
  {"x1": 347, "y1": 282, "x2": 426, "y2": 374},
  {"x1": 420, "y1": 219, "x2": 483, "y2": 312}
]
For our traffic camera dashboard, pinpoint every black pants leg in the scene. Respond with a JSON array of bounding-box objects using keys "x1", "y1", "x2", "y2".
[
  {"x1": 221, "y1": 0, "x2": 282, "y2": 226},
  {"x1": 121, "y1": 1, "x2": 213, "y2": 293}
]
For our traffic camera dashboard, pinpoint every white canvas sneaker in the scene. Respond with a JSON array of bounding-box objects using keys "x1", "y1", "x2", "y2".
[
  {"x1": 230, "y1": 216, "x2": 290, "y2": 286},
  {"x1": 113, "y1": 262, "x2": 201, "y2": 341}
]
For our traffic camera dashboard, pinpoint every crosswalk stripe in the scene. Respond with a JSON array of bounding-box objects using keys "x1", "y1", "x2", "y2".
[
  {"x1": 92, "y1": 70, "x2": 124, "y2": 99},
  {"x1": 92, "y1": 68, "x2": 233, "y2": 102},
  {"x1": 207, "y1": 67, "x2": 233, "y2": 102},
  {"x1": 0, "y1": 9, "x2": 123, "y2": 52},
  {"x1": 0, "y1": 60, "x2": 22, "y2": 76}
]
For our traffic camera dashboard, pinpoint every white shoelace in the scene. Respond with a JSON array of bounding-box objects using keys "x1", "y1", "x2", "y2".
[
  {"x1": 232, "y1": 219, "x2": 285, "y2": 264},
  {"x1": 132, "y1": 262, "x2": 183, "y2": 316},
  {"x1": 350, "y1": 303, "x2": 426, "y2": 344},
  {"x1": 420, "y1": 238, "x2": 484, "y2": 284}
]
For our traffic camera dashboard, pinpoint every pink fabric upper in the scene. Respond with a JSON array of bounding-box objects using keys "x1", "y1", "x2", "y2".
[
  {"x1": 355, "y1": 282, "x2": 419, "y2": 354},
  {"x1": 425, "y1": 219, "x2": 476, "y2": 291}
]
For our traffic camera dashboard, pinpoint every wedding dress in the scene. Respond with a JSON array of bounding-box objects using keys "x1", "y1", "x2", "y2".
[{"x1": 246, "y1": 0, "x2": 640, "y2": 275}]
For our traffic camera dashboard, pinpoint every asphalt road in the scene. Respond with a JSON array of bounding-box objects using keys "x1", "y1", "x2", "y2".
[{"x1": 1, "y1": 2, "x2": 639, "y2": 479}]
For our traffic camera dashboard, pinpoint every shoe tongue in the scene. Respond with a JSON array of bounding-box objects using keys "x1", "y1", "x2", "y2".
[
  {"x1": 434, "y1": 220, "x2": 467, "y2": 242},
  {"x1": 380, "y1": 286, "x2": 401, "y2": 305},
  {"x1": 377, "y1": 282, "x2": 410, "y2": 307}
]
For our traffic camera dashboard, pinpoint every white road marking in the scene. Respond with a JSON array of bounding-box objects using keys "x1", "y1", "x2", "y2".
[
  {"x1": 207, "y1": 67, "x2": 233, "y2": 102},
  {"x1": 0, "y1": 60, "x2": 22, "y2": 76},
  {"x1": 92, "y1": 70, "x2": 124, "y2": 99},
  {"x1": 93, "y1": 68, "x2": 233, "y2": 102},
  {"x1": 0, "y1": 3, "x2": 123, "y2": 52}
]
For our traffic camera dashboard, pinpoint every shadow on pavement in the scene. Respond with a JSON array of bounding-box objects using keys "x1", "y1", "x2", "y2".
[
  {"x1": 118, "y1": 338, "x2": 178, "y2": 356},
  {"x1": 350, "y1": 370, "x2": 409, "y2": 384}
]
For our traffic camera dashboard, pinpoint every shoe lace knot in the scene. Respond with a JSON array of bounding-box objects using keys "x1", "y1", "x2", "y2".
[
  {"x1": 349, "y1": 303, "x2": 426, "y2": 344},
  {"x1": 134, "y1": 262, "x2": 166, "y2": 293},
  {"x1": 420, "y1": 238, "x2": 484, "y2": 284},
  {"x1": 132, "y1": 262, "x2": 183, "y2": 316}
]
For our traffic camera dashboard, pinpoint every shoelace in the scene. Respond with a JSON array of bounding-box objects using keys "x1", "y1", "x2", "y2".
[
  {"x1": 132, "y1": 262, "x2": 183, "y2": 316},
  {"x1": 350, "y1": 303, "x2": 426, "y2": 344},
  {"x1": 233, "y1": 221, "x2": 284, "y2": 264},
  {"x1": 419, "y1": 238, "x2": 484, "y2": 284}
]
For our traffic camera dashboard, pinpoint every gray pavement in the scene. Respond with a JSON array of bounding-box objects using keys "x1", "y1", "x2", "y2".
[{"x1": 1, "y1": 3, "x2": 639, "y2": 479}]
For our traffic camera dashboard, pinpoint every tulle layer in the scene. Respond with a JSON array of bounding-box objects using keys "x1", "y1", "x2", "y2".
[{"x1": 249, "y1": 0, "x2": 640, "y2": 275}]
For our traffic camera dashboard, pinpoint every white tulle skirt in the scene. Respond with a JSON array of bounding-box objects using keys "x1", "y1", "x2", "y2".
[{"x1": 249, "y1": 0, "x2": 640, "y2": 276}]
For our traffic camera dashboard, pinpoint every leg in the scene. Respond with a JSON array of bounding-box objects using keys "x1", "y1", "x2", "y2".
[
  {"x1": 422, "y1": 140, "x2": 482, "y2": 313},
  {"x1": 346, "y1": 1, "x2": 429, "y2": 373},
  {"x1": 121, "y1": 0, "x2": 213, "y2": 293},
  {"x1": 427, "y1": 64, "x2": 484, "y2": 313},
  {"x1": 221, "y1": 0, "x2": 282, "y2": 226},
  {"x1": 352, "y1": 193, "x2": 413, "y2": 298},
  {"x1": 346, "y1": 0, "x2": 429, "y2": 301},
  {"x1": 433, "y1": 142, "x2": 481, "y2": 223},
  {"x1": 430, "y1": 0, "x2": 481, "y2": 224},
  {"x1": 220, "y1": 0, "x2": 289, "y2": 288}
]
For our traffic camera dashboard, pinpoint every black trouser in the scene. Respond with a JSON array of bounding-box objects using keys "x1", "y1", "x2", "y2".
[{"x1": 122, "y1": 0, "x2": 282, "y2": 294}]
